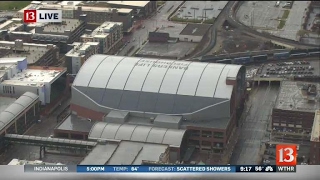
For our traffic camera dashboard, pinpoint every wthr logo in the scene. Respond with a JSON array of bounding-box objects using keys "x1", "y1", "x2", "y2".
[
  {"x1": 24, "y1": 10, "x2": 62, "y2": 23},
  {"x1": 276, "y1": 144, "x2": 297, "y2": 166}
]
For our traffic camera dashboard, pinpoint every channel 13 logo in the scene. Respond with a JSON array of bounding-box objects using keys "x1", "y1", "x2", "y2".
[{"x1": 276, "y1": 144, "x2": 297, "y2": 166}]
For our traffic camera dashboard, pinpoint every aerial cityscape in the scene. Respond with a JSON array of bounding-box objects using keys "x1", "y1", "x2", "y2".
[{"x1": 0, "y1": 0, "x2": 319, "y2": 167}]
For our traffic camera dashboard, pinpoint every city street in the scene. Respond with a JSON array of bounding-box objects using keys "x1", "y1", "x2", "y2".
[
  {"x1": 117, "y1": 1, "x2": 185, "y2": 56},
  {"x1": 230, "y1": 83, "x2": 280, "y2": 165},
  {"x1": 0, "y1": 98, "x2": 84, "y2": 165}
]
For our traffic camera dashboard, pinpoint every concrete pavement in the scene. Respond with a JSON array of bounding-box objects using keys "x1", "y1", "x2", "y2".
[
  {"x1": 117, "y1": 1, "x2": 185, "y2": 56},
  {"x1": 230, "y1": 83, "x2": 280, "y2": 165}
]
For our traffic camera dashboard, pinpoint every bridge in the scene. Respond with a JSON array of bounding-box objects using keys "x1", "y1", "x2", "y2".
[{"x1": 3, "y1": 134, "x2": 97, "y2": 159}]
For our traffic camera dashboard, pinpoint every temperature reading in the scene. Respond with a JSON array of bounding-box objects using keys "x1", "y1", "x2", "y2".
[
  {"x1": 131, "y1": 167, "x2": 139, "y2": 172},
  {"x1": 255, "y1": 166, "x2": 263, "y2": 172}
]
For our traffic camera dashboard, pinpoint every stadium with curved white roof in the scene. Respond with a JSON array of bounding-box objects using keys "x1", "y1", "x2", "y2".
[{"x1": 70, "y1": 55, "x2": 246, "y2": 164}]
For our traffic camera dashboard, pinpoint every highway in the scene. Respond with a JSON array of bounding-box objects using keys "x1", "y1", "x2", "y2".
[
  {"x1": 225, "y1": 2, "x2": 319, "y2": 49},
  {"x1": 194, "y1": 1, "x2": 318, "y2": 58}
]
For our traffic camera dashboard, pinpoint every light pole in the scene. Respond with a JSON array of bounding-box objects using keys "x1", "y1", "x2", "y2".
[
  {"x1": 203, "y1": 8, "x2": 213, "y2": 22},
  {"x1": 191, "y1": 7, "x2": 199, "y2": 22}
]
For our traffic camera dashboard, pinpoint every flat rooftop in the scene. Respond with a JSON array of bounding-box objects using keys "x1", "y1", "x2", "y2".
[
  {"x1": 81, "y1": 21, "x2": 122, "y2": 39},
  {"x1": 0, "y1": 96, "x2": 16, "y2": 113},
  {"x1": 1, "y1": 67, "x2": 66, "y2": 87},
  {"x1": 0, "y1": 19, "x2": 23, "y2": 32},
  {"x1": 274, "y1": 81, "x2": 320, "y2": 112},
  {"x1": 311, "y1": 110, "x2": 320, "y2": 142},
  {"x1": 41, "y1": 19, "x2": 83, "y2": 34},
  {"x1": 106, "y1": 1, "x2": 150, "y2": 7},
  {"x1": 66, "y1": 42, "x2": 99, "y2": 57},
  {"x1": 0, "y1": 41, "x2": 56, "y2": 64},
  {"x1": 56, "y1": 114, "x2": 94, "y2": 133},
  {"x1": 137, "y1": 41, "x2": 197, "y2": 59},
  {"x1": 80, "y1": 141, "x2": 168, "y2": 165},
  {"x1": 157, "y1": 24, "x2": 186, "y2": 38},
  {"x1": 8, "y1": 159, "x2": 64, "y2": 165},
  {"x1": 179, "y1": 23, "x2": 212, "y2": 36}
]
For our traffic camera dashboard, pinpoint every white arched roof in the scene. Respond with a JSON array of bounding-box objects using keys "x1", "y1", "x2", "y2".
[
  {"x1": 73, "y1": 55, "x2": 242, "y2": 99},
  {"x1": 72, "y1": 55, "x2": 243, "y2": 118},
  {"x1": 88, "y1": 122, "x2": 187, "y2": 147},
  {"x1": 0, "y1": 92, "x2": 38, "y2": 131}
]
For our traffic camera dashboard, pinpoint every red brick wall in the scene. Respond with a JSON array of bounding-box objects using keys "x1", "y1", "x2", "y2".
[{"x1": 70, "y1": 104, "x2": 105, "y2": 121}]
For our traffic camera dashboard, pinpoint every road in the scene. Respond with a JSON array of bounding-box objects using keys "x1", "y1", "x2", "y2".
[
  {"x1": 0, "y1": 98, "x2": 82, "y2": 165},
  {"x1": 117, "y1": 1, "x2": 184, "y2": 56},
  {"x1": 226, "y1": 2, "x2": 319, "y2": 49},
  {"x1": 230, "y1": 83, "x2": 280, "y2": 165}
]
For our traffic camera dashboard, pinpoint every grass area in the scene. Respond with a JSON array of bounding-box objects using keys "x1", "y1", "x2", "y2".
[
  {"x1": 0, "y1": 1, "x2": 31, "y2": 10},
  {"x1": 277, "y1": 20, "x2": 286, "y2": 29},
  {"x1": 203, "y1": 18, "x2": 216, "y2": 24},
  {"x1": 282, "y1": 10, "x2": 290, "y2": 19},
  {"x1": 171, "y1": 15, "x2": 202, "y2": 23},
  {"x1": 157, "y1": 1, "x2": 166, "y2": 7},
  {"x1": 277, "y1": 10, "x2": 291, "y2": 29}
]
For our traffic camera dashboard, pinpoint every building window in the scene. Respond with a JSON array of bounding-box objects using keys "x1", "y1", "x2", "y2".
[
  {"x1": 213, "y1": 149, "x2": 222, "y2": 154},
  {"x1": 37, "y1": 89, "x2": 39, "y2": 95},
  {"x1": 12, "y1": 87, "x2": 15, "y2": 94},
  {"x1": 190, "y1": 130, "x2": 200, "y2": 137},
  {"x1": 202, "y1": 131, "x2": 212, "y2": 138},
  {"x1": 201, "y1": 141, "x2": 211, "y2": 147},
  {"x1": 213, "y1": 132, "x2": 224, "y2": 139}
]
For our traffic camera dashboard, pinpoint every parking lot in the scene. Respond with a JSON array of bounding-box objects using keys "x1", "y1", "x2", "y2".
[
  {"x1": 175, "y1": 1, "x2": 227, "y2": 20},
  {"x1": 237, "y1": 1, "x2": 285, "y2": 30},
  {"x1": 256, "y1": 60, "x2": 320, "y2": 79},
  {"x1": 269, "y1": 1, "x2": 309, "y2": 41},
  {"x1": 237, "y1": 1, "x2": 309, "y2": 41}
]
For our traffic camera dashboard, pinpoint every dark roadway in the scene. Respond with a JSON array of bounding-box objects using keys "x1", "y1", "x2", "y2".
[{"x1": 230, "y1": 83, "x2": 280, "y2": 165}]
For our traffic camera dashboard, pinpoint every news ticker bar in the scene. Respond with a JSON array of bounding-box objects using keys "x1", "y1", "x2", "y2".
[{"x1": 23, "y1": 165, "x2": 296, "y2": 173}]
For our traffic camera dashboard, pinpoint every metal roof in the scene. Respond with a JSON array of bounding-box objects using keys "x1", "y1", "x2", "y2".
[
  {"x1": 72, "y1": 55, "x2": 242, "y2": 117},
  {"x1": 0, "y1": 92, "x2": 38, "y2": 131},
  {"x1": 179, "y1": 23, "x2": 212, "y2": 36},
  {"x1": 88, "y1": 122, "x2": 186, "y2": 147}
]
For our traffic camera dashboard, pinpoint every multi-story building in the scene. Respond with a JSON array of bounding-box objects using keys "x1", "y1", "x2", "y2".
[
  {"x1": 30, "y1": 17, "x2": 86, "y2": 53},
  {"x1": 18, "y1": 4, "x2": 133, "y2": 33},
  {"x1": 272, "y1": 81, "x2": 320, "y2": 141},
  {"x1": 8, "y1": 159, "x2": 64, "y2": 165},
  {"x1": 81, "y1": 21, "x2": 123, "y2": 54},
  {"x1": 69, "y1": 55, "x2": 246, "y2": 164},
  {"x1": 310, "y1": 110, "x2": 320, "y2": 165},
  {"x1": 104, "y1": 1, "x2": 157, "y2": 18},
  {"x1": 0, "y1": 57, "x2": 67, "y2": 105},
  {"x1": 65, "y1": 42, "x2": 99, "y2": 74},
  {"x1": 0, "y1": 39, "x2": 59, "y2": 66}
]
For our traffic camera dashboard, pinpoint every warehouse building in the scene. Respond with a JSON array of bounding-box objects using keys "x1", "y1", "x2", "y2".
[
  {"x1": 65, "y1": 42, "x2": 99, "y2": 74},
  {"x1": 272, "y1": 81, "x2": 320, "y2": 141},
  {"x1": 81, "y1": 21, "x2": 123, "y2": 55},
  {"x1": 70, "y1": 55, "x2": 246, "y2": 164},
  {"x1": 310, "y1": 110, "x2": 320, "y2": 165},
  {"x1": 0, "y1": 58, "x2": 67, "y2": 105},
  {"x1": 0, "y1": 92, "x2": 40, "y2": 153},
  {"x1": 0, "y1": 40, "x2": 59, "y2": 66},
  {"x1": 105, "y1": 1, "x2": 157, "y2": 18},
  {"x1": 18, "y1": 4, "x2": 133, "y2": 33},
  {"x1": 179, "y1": 23, "x2": 212, "y2": 43}
]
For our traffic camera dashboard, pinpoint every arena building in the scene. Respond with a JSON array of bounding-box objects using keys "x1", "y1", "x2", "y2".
[{"x1": 70, "y1": 55, "x2": 246, "y2": 164}]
